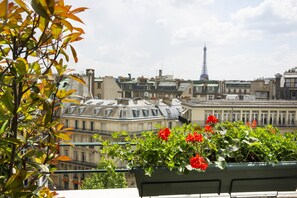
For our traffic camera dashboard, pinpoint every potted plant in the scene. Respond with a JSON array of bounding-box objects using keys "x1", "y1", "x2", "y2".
[{"x1": 100, "y1": 116, "x2": 297, "y2": 197}]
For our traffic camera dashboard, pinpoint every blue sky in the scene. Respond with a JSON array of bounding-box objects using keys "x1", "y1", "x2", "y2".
[{"x1": 69, "y1": 0, "x2": 297, "y2": 80}]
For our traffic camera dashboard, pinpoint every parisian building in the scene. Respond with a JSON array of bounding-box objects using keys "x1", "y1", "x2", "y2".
[
  {"x1": 181, "y1": 100, "x2": 297, "y2": 132},
  {"x1": 53, "y1": 98, "x2": 182, "y2": 190}
]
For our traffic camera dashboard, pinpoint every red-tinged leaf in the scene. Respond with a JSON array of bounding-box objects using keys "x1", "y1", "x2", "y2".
[
  {"x1": 70, "y1": 7, "x2": 88, "y2": 14},
  {"x1": 69, "y1": 45, "x2": 78, "y2": 63},
  {"x1": 57, "y1": 0, "x2": 64, "y2": 7},
  {"x1": 55, "y1": 155, "x2": 72, "y2": 161},
  {"x1": 0, "y1": 0, "x2": 7, "y2": 18},
  {"x1": 54, "y1": 4, "x2": 69, "y2": 15},
  {"x1": 73, "y1": 27, "x2": 85, "y2": 34},
  {"x1": 59, "y1": 12, "x2": 84, "y2": 24},
  {"x1": 61, "y1": 19, "x2": 73, "y2": 32},
  {"x1": 69, "y1": 74, "x2": 86, "y2": 85}
]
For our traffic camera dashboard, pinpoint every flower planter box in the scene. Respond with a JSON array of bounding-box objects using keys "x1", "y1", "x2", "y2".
[{"x1": 132, "y1": 161, "x2": 297, "y2": 197}]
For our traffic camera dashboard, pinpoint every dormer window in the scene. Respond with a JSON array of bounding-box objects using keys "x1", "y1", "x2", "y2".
[
  {"x1": 165, "y1": 108, "x2": 171, "y2": 115},
  {"x1": 142, "y1": 108, "x2": 149, "y2": 117},
  {"x1": 67, "y1": 106, "x2": 76, "y2": 114},
  {"x1": 132, "y1": 109, "x2": 140, "y2": 117},
  {"x1": 78, "y1": 107, "x2": 86, "y2": 114},
  {"x1": 104, "y1": 108, "x2": 112, "y2": 117},
  {"x1": 119, "y1": 109, "x2": 127, "y2": 118},
  {"x1": 93, "y1": 107, "x2": 101, "y2": 116},
  {"x1": 151, "y1": 108, "x2": 158, "y2": 116}
]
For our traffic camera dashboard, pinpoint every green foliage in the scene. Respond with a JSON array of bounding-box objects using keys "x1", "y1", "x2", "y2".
[
  {"x1": 100, "y1": 120, "x2": 297, "y2": 177},
  {"x1": 0, "y1": 0, "x2": 86, "y2": 197},
  {"x1": 82, "y1": 159, "x2": 127, "y2": 189}
]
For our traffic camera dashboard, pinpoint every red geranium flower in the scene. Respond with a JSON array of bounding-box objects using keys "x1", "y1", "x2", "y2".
[
  {"x1": 158, "y1": 128, "x2": 171, "y2": 141},
  {"x1": 190, "y1": 154, "x2": 208, "y2": 170},
  {"x1": 186, "y1": 132, "x2": 203, "y2": 142},
  {"x1": 204, "y1": 125, "x2": 213, "y2": 133},
  {"x1": 206, "y1": 115, "x2": 218, "y2": 125}
]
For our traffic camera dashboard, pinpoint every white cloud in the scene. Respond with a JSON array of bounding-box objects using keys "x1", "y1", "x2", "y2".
[
  {"x1": 67, "y1": 0, "x2": 297, "y2": 80},
  {"x1": 232, "y1": 0, "x2": 297, "y2": 36}
]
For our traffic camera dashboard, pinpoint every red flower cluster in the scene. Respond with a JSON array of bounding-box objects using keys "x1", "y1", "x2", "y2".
[
  {"x1": 246, "y1": 120, "x2": 257, "y2": 128},
  {"x1": 158, "y1": 128, "x2": 171, "y2": 141},
  {"x1": 186, "y1": 132, "x2": 203, "y2": 142},
  {"x1": 204, "y1": 125, "x2": 213, "y2": 133},
  {"x1": 206, "y1": 115, "x2": 218, "y2": 125},
  {"x1": 190, "y1": 154, "x2": 208, "y2": 170}
]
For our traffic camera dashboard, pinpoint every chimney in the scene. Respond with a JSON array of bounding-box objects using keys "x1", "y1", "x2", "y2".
[
  {"x1": 159, "y1": 69, "x2": 162, "y2": 77},
  {"x1": 128, "y1": 73, "x2": 131, "y2": 80}
]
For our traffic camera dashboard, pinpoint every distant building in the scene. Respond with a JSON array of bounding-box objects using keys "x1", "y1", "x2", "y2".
[
  {"x1": 192, "y1": 80, "x2": 221, "y2": 100},
  {"x1": 275, "y1": 67, "x2": 297, "y2": 100},
  {"x1": 181, "y1": 100, "x2": 297, "y2": 131},
  {"x1": 250, "y1": 78, "x2": 275, "y2": 100},
  {"x1": 220, "y1": 80, "x2": 251, "y2": 100},
  {"x1": 93, "y1": 76, "x2": 122, "y2": 99}
]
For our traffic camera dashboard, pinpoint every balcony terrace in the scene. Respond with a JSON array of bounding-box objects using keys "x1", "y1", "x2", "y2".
[{"x1": 56, "y1": 188, "x2": 297, "y2": 198}]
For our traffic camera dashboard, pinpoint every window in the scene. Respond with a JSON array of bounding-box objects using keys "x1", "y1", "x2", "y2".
[
  {"x1": 74, "y1": 150, "x2": 78, "y2": 161},
  {"x1": 270, "y1": 111, "x2": 277, "y2": 125},
  {"x1": 119, "y1": 109, "x2": 127, "y2": 118},
  {"x1": 82, "y1": 121, "x2": 86, "y2": 130},
  {"x1": 242, "y1": 111, "x2": 250, "y2": 123},
  {"x1": 75, "y1": 120, "x2": 78, "y2": 129},
  {"x1": 81, "y1": 152, "x2": 86, "y2": 162},
  {"x1": 288, "y1": 111, "x2": 295, "y2": 126},
  {"x1": 90, "y1": 121, "x2": 94, "y2": 131},
  {"x1": 73, "y1": 175, "x2": 79, "y2": 190},
  {"x1": 132, "y1": 109, "x2": 140, "y2": 117},
  {"x1": 67, "y1": 106, "x2": 76, "y2": 114},
  {"x1": 168, "y1": 122, "x2": 172, "y2": 128},
  {"x1": 142, "y1": 108, "x2": 149, "y2": 117},
  {"x1": 64, "y1": 149, "x2": 69, "y2": 156},
  {"x1": 97, "y1": 82, "x2": 102, "y2": 89},
  {"x1": 89, "y1": 137, "x2": 94, "y2": 149},
  {"x1": 260, "y1": 111, "x2": 268, "y2": 125},
  {"x1": 89, "y1": 153, "x2": 94, "y2": 163},
  {"x1": 251, "y1": 111, "x2": 259, "y2": 122},
  {"x1": 65, "y1": 119, "x2": 69, "y2": 127},
  {"x1": 93, "y1": 107, "x2": 101, "y2": 116},
  {"x1": 279, "y1": 111, "x2": 286, "y2": 126},
  {"x1": 151, "y1": 108, "x2": 158, "y2": 116},
  {"x1": 78, "y1": 107, "x2": 86, "y2": 114},
  {"x1": 104, "y1": 108, "x2": 112, "y2": 117}
]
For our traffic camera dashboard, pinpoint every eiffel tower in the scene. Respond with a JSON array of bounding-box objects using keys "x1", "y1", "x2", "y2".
[{"x1": 199, "y1": 45, "x2": 209, "y2": 80}]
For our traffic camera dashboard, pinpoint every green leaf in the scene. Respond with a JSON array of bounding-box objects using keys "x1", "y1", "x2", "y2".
[
  {"x1": 31, "y1": 0, "x2": 49, "y2": 19},
  {"x1": 51, "y1": 23, "x2": 63, "y2": 39},
  {"x1": 1, "y1": 91, "x2": 14, "y2": 113},
  {"x1": 70, "y1": 44, "x2": 78, "y2": 63}
]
